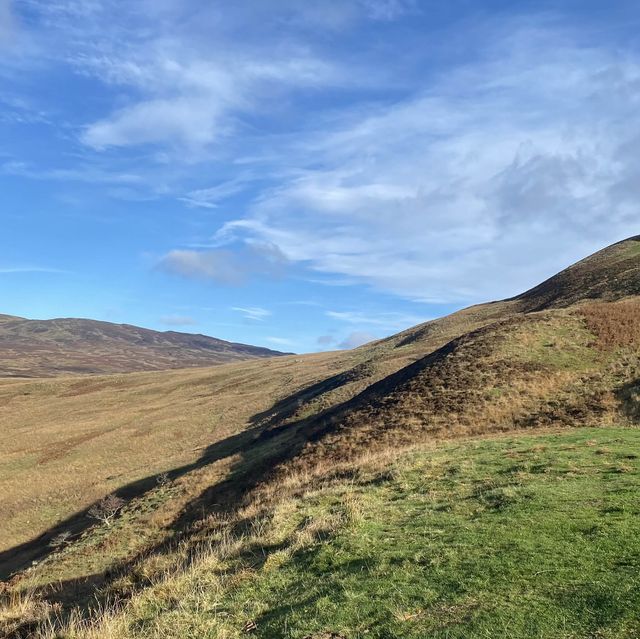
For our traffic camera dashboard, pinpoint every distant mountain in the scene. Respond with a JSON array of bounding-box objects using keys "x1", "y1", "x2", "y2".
[{"x1": 0, "y1": 316, "x2": 288, "y2": 377}]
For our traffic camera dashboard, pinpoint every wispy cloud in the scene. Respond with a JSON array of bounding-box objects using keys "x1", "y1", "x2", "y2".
[
  {"x1": 1, "y1": 160, "x2": 142, "y2": 185},
  {"x1": 338, "y1": 330, "x2": 377, "y2": 349},
  {"x1": 4, "y1": 3, "x2": 640, "y2": 344},
  {"x1": 179, "y1": 177, "x2": 250, "y2": 209},
  {"x1": 326, "y1": 310, "x2": 426, "y2": 329},
  {"x1": 0, "y1": 0, "x2": 15, "y2": 47},
  {"x1": 232, "y1": 306, "x2": 272, "y2": 321},
  {"x1": 0, "y1": 265, "x2": 68, "y2": 274},
  {"x1": 78, "y1": 37, "x2": 345, "y2": 153},
  {"x1": 212, "y1": 23, "x2": 640, "y2": 304}
]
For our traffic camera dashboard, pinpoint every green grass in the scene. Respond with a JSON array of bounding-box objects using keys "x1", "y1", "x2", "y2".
[
  {"x1": 109, "y1": 427, "x2": 640, "y2": 639},
  {"x1": 500, "y1": 314, "x2": 601, "y2": 372},
  {"x1": 620, "y1": 242, "x2": 640, "y2": 260}
]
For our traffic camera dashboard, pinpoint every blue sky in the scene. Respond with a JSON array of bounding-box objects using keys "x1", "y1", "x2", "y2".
[{"x1": 1, "y1": 0, "x2": 640, "y2": 353}]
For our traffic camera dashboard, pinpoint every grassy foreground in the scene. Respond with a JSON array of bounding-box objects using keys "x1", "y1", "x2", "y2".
[{"x1": 33, "y1": 426, "x2": 639, "y2": 639}]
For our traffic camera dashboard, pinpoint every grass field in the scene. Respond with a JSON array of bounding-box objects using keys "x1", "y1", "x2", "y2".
[
  {"x1": 18, "y1": 426, "x2": 638, "y2": 639},
  {"x1": 0, "y1": 351, "x2": 355, "y2": 559},
  {"x1": 0, "y1": 299, "x2": 504, "y2": 565}
]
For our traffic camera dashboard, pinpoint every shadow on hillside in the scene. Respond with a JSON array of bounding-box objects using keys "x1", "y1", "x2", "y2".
[
  {"x1": 1, "y1": 341, "x2": 456, "y2": 634},
  {"x1": 1, "y1": 341, "x2": 452, "y2": 573},
  {"x1": 0, "y1": 369, "x2": 359, "y2": 633},
  {"x1": 248, "y1": 363, "x2": 370, "y2": 431},
  {"x1": 0, "y1": 425, "x2": 265, "y2": 582},
  {"x1": 616, "y1": 378, "x2": 640, "y2": 424}
]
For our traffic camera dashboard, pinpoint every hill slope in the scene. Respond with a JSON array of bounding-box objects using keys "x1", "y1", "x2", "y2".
[
  {"x1": 513, "y1": 234, "x2": 640, "y2": 311},
  {"x1": 72, "y1": 429, "x2": 640, "y2": 639},
  {"x1": 0, "y1": 316, "x2": 286, "y2": 377},
  {"x1": 1, "y1": 236, "x2": 639, "y2": 638}
]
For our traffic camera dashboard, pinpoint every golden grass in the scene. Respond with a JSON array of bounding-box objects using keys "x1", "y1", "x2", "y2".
[
  {"x1": 580, "y1": 297, "x2": 640, "y2": 350},
  {"x1": 0, "y1": 352, "x2": 354, "y2": 556},
  {"x1": 0, "y1": 294, "x2": 513, "y2": 565}
]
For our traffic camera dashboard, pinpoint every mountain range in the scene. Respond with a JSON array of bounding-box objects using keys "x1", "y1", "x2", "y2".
[{"x1": 0, "y1": 315, "x2": 286, "y2": 377}]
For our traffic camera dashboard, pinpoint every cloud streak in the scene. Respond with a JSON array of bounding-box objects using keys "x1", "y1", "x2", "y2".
[
  {"x1": 213, "y1": 23, "x2": 640, "y2": 304},
  {"x1": 232, "y1": 306, "x2": 272, "y2": 321},
  {"x1": 158, "y1": 243, "x2": 287, "y2": 285},
  {"x1": 0, "y1": 265, "x2": 68, "y2": 274}
]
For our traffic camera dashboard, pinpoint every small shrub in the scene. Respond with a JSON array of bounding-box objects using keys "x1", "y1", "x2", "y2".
[
  {"x1": 88, "y1": 494, "x2": 126, "y2": 527},
  {"x1": 156, "y1": 472, "x2": 170, "y2": 487}
]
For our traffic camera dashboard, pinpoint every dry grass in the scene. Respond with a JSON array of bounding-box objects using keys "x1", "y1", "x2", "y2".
[
  {"x1": 1, "y1": 442, "x2": 412, "y2": 638},
  {"x1": 0, "y1": 352, "x2": 355, "y2": 560},
  {"x1": 0, "y1": 292, "x2": 511, "y2": 569},
  {"x1": 3, "y1": 299, "x2": 638, "y2": 600},
  {"x1": 580, "y1": 298, "x2": 640, "y2": 349},
  {"x1": 284, "y1": 308, "x2": 640, "y2": 475}
]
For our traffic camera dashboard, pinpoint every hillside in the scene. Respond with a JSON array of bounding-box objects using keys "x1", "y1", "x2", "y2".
[
  {"x1": 1, "y1": 236, "x2": 639, "y2": 638},
  {"x1": 43, "y1": 428, "x2": 638, "y2": 639},
  {"x1": 0, "y1": 316, "x2": 286, "y2": 377},
  {"x1": 514, "y1": 234, "x2": 640, "y2": 311}
]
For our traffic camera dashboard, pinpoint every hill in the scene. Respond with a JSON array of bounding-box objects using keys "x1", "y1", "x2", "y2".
[
  {"x1": 513, "y1": 234, "x2": 640, "y2": 311},
  {"x1": 0, "y1": 236, "x2": 639, "y2": 638},
  {"x1": 0, "y1": 316, "x2": 287, "y2": 377}
]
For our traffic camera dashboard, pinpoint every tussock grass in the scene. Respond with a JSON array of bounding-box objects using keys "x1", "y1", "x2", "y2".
[
  {"x1": 10, "y1": 427, "x2": 639, "y2": 639},
  {"x1": 580, "y1": 298, "x2": 640, "y2": 350}
]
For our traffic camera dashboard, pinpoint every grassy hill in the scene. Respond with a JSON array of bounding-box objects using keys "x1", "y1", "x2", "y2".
[
  {"x1": 1, "y1": 236, "x2": 639, "y2": 638},
  {"x1": 0, "y1": 316, "x2": 286, "y2": 378}
]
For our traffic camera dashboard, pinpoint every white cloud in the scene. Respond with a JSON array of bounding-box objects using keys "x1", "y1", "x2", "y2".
[
  {"x1": 7, "y1": 5, "x2": 640, "y2": 314},
  {"x1": 326, "y1": 310, "x2": 425, "y2": 329},
  {"x1": 179, "y1": 178, "x2": 249, "y2": 209},
  {"x1": 232, "y1": 306, "x2": 272, "y2": 321},
  {"x1": 79, "y1": 46, "x2": 344, "y2": 152},
  {"x1": 214, "y1": 25, "x2": 640, "y2": 304},
  {"x1": 338, "y1": 330, "x2": 377, "y2": 349},
  {"x1": 83, "y1": 96, "x2": 227, "y2": 150},
  {"x1": 158, "y1": 243, "x2": 287, "y2": 285}
]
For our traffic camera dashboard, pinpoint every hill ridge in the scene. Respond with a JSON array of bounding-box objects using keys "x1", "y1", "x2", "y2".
[{"x1": 0, "y1": 315, "x2": 288, "y2": 377}]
